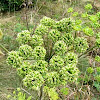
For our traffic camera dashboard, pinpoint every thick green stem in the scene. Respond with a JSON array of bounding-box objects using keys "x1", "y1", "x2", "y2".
[
  {"x1": 0, "y1": 44, "x2": 9, "y2": 53},
  {"x1": 78, "y1": 45, "x2": 96, "y2": 58},
  {"x1": 39, "y1": 85, "x2": 44, "y2": 100}
]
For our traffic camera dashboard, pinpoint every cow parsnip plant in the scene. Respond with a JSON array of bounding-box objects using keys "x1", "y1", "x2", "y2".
[{"x1": 6, "y1": 4, "x2": 100, "y2": 100}]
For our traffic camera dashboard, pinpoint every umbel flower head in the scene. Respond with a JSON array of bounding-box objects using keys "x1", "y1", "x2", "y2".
[
  {"x1": 23, "y1": 71, "x2": 44, "y2": 90},
  {"x1": 96, "y1": 38, "x2": 100, "y2": 48},
  {"x1": 34, "y1": 24, "x2": 48, "y2": 35},
  {"x1": 74, "y1": 37, "x2": 89, "y2": 53},
  {"x1": 0, "y1": 29, "x2": 3, "y2": 39},
  {"x1": 19, "y1": 44, "x2": 33, "y2": 59},
  {"x1": 17, "y1": 61, "x2": 33, "y2": 78},
  {"x1": 64, "y1": 52, "x2": 78, "y2": 65},
  {"x1": 16, "y1": 30, "x2": 31, "y2": 44},
  {"x1": 6, "y1": 51, "x2": 23, "y2": 68},
  {"x1": 32, "y1": 46, "x2": 46, "y2": 60},
  {"x1": 56, "y1": 18, "x2": 73, "y2": 32},
  {"x1": 59, "y1": 64, "x2": 79, "y2": 84},
  {"x1": 45, "y1": 72, "x2": 60, "y2": 88},
  {"x1": 49, "y1": 55, "x2": 64, "y2": 71},
  {"x1": 48, "y1": 29, "x2": 61, "y2": 42},
  {"x1": 32, "y1": 60, "x2": 48, "y2": 76},
  {"x1": 53, "y1": 40, "x2": 67, "y2": 55},
  {"x1": 83, "y1": 26, "x2": 94, "y2": 36},
  {"x1": 61, "y1": 33, "x2": 74, "y2": 46},
  {"x1": 30, "y1": 34, "x2": 43, "y2": 48},
  {"x1": 40, "y1": 16, "x2": 56, "y2": 28}
]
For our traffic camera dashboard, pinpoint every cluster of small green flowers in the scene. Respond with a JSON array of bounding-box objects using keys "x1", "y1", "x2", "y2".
[
  {"x1": 96, "y1": 38, "x2": 100, "y2": 48},
  {"x1": 32, "y1": 46, "x2": 46, "y2": 60},
  {"x1": 85, "y1": 4, "x2": 92, "y2": 11},
  {"x1": 61, "y1": 33, "x2": 74, "y2": 46},
  {"x1": 30, "y1": 35, "x2": 43, "y2": 48},
  {"x1": 81, "y1": 12, "x2": 88, "y2": 18},
  {"x1": 56, "y1": 18, "x2": 73, "y2": 32},
  {"x1": 6, "y1": 51, "x2": 23, "y2": 68},
  {"x1": 74, "y1": 37, "x2": 89, "y2": 53},
  {"x1": 23, "y1": 71, "x2": 44, "y2": 90},
  {"x1": 88, "y1": 15, "x2": 98, "y2": 23},
  {"x1": 16, "y1": 30, "x2": 31, "y2": 44},
  {"x1": 64, "y1": 52, "x2": 78, "y2": 65},
  {"x1": 83, "y1": 26, "x2": 94, "y2": 36},
  {"x1": 6, "y1": 16, "x2": 83, "y2": 90},
  {"x1": 53, "y1": 40, "x2": 67, "y2": 55},
  {"x1": 96, "y1": 32, "x2": 100, "y2": 39},
  {"x1": 45, "y1": 72, "x2": 60, "y2": 88},
  {"x1": 48, "y1": 29, "x2": 61, "y2": 42},
  {"x1": 72, "y1": 12, "x2": 78, "y2": 17},
  {"x1": 96, "y1": 67, "x2": 100, "y2": 73},
  {"x1": 19, "y1": 44, "x2": 33, "y2": 59},
  {"x1": 32, "y1": 60, "x2": 48, "y2": 76},
  {"x1": 96, "y1": 12, "x2": 100, "y2": 19},
  {"x1": 87, "y1": 67, "x2": 94, "y2": 74},
  {"x1": 34, "y1": 24, "x2": 48, "y2": 35},
  {"x1": 40, "y1": 16, "x2": 56, "y2": 28},
  {"x1": 17, "y1": 61, "x2": 33, "y2": 78},
  {"x1": 49, "y1": 55, "x2": 64, "y2": 71},
  {"x1": 95, "y1": 75, "x2": 100, "y2": 83},
  {"x1": 67, "y1": 7, "x2": 73, "y2": 13},
  {"x1": 95, "y1": 55, "x2": 100, "y2": 62},
  {"x1": 59, "y1": 64, "x2": 79, "y2": 83}
]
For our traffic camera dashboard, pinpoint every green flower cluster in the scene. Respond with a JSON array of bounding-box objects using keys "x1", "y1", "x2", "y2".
[
  {"x1": 30, "y1": 35, "x2": 43, "y2": 48},
  {"x1": 32, "y1": 46, "x2": 46, "y2": 60},
  {"x1": 88, "y1": 15, "x2": 98, "y2": 23},
  {"x1": 72, "y1": 12, "x2": 78, "y2": 17},
  {"x1": 95, "y1": 55, "x2": 100, "y2": 62},
  {"x1": 6, "y1": 16, "x2": 82, "y2": 91},
  {"x1": 17, "y1": 61, "x2": 33, "y2": 77},
  {"x1": 85, "y1": 4, "x2": 92, "y2": 10},
  {"x1": 96, "y1": 38, "x2": 100, "y2": 48},
  {"x1": 40, "y1": 16, "x2": 56, "y2": 28},
  {"x1": 67, "y1": 7, "x2": 73, "y2": 13},
  {"x1": 19, "y1": 44, "x2": 33, "y2": 59},
  {"x1": 95, "y1": 75, "x2": 100, "y2": 82},
  {"x1": 49, "y1": 55, "x2": 64, "y2": 71},
  {"x1": 16, "y1": 30, "x2": 31, "y2": 44},
  {"x1": 59, "y1": 64, "x2": 79, "y2": 83},
  {"x1": 61, "y1": 33, "x2": 74, "y2": 46},
  {"x1": 48, "y1": 29, "x2": 61, "y2": 42},
  {"x1": 32, "y1": 60, "x2": 48, "y2": 76},
  {"x1": 45, "y1": 72, "x2": 60, "y2": 88},
  {"x1": 34, "y1": 24, "x2": 48, "y2": 35},
  {"x1": 96, "y1": 32, "x2": 100, "y2": 39},
  {"x1": 83, "y1": 26, "x2": 94, "y2": 36},
  {"x1": 56, "y1": 18, "x2": 73, "y2": 32},
  {"x1": 96, "y1": 67, "x2": 100, "y2": 73},
  {"x1": 23, "y1": 71, "x2": 44, "y2": 90},
  {"x1": 81, "y1": 12, "x2": 88, "y2": 18},
  {"x1": 6, "y1": 51, "x2": 23, "y2": 68},
  {"x1": 64, "y1": 52, "x2": 78, "y2": 65},
  {"x1": 74, "y1": 37, "x2": 89, "y2": 53},
  {"x1": 96, "y1": 12, "x2": 100, "y2": 19},
  {"x1": 53, "y1": 40, "x2": 67, "y2": 55},
  {"x1": 87, "y1": 67, "x2": 94, "y2": 74}
]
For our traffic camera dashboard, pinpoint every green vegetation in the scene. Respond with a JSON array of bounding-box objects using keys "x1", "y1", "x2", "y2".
[{"x1": 0, "y1": 0, "x2": 100, "y2": 100}]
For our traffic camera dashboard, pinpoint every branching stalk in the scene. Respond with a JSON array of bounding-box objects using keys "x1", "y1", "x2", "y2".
[
  {"x1": 78, "y1": 45, "x2": 97, "y2": 58},
  {"x1": 0, "y1": 44, "x2": 9, "y2": 53}
]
